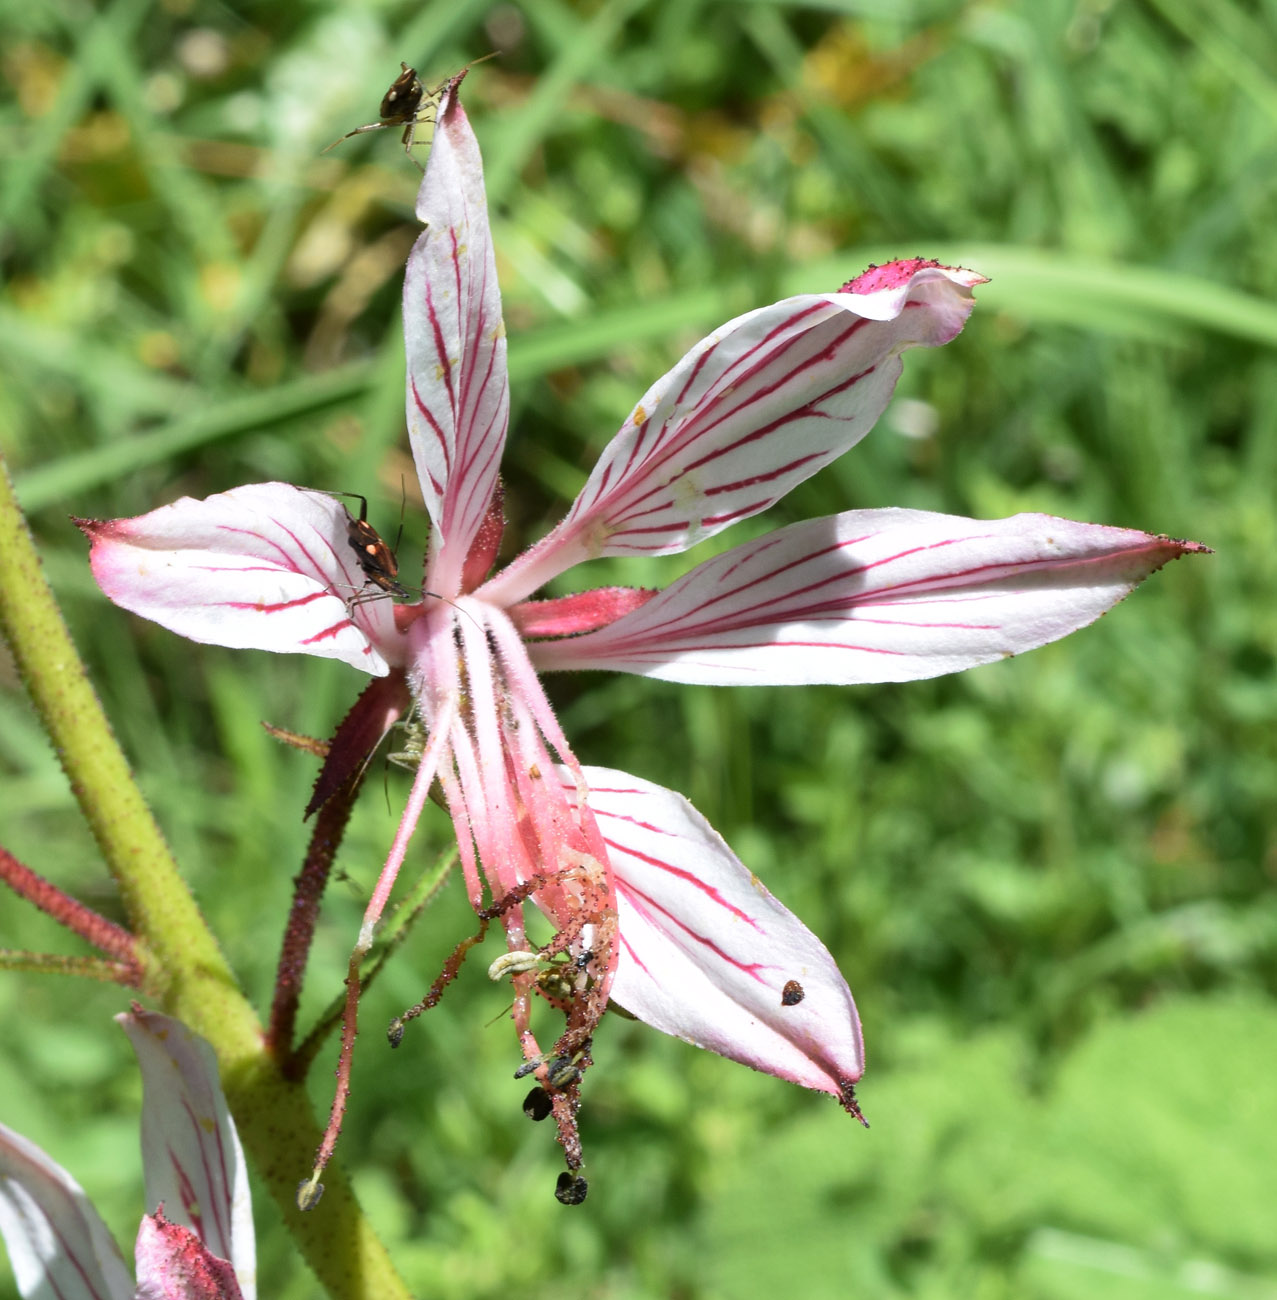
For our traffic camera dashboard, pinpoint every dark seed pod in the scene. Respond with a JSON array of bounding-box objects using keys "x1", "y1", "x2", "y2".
[
  {"x1": 781, "y1": 979, "x2": 805, "y2": 1007},
  {"x1": 554, "y1": 1172, "x2": 589, "y2": 1205},
  {"x1": 523, "y1": 1087, "x2": 553, "y2": 1121}
]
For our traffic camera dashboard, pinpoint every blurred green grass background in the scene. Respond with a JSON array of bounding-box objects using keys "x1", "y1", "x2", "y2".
[{"x1": 2, "y1": 0, "x2": 1275, "y2": 1296}]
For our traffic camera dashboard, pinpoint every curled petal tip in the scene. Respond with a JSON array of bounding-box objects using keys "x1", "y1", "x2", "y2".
[{"x1": 843, "y1": 257, "x2": 989, "y2": 294}]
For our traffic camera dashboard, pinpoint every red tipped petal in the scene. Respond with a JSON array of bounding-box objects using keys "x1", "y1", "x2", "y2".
[
  {"x1": 78, "y1": 482, "x2": 401, "y2": 676},
  {"x1": 580, "y1": 766, "x2": 864, "y2": 1099},
  {"x1": 510, "y1": 586, "x2": 657, "y2": 637},
  {"x1": 485, "y1": 261, "x2": 983, "y2": 603},
  {"x1": 536, "y1": 510, "x2": 1209, "y2": 684},
  {"x1": 405, "y1": 73, "x2": 510, "y2": 596}
]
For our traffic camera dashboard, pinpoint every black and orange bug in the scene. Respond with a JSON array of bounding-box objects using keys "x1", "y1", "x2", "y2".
[
  {"x1": 341, "y1": 491, "x2": 411, "y2": 601},
  {"x1": 301, "y1": 488, "x2": 413, "y2": 606},
  {"x1": 321, "y1": 491, "x2": 412, "y2": 604}
]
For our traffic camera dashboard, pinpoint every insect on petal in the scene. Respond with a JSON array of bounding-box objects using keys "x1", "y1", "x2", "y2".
[
  {"x1": 78, "y1": 482, "x2": 402, "y2": 676},
  {"x1": 404, "y1": 72, "x2": 510, "y2": 597}
]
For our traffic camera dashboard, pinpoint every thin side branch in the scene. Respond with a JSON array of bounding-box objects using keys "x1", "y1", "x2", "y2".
[
  {"x1": 0, "y1": 843, "x2": 141, "y2": 968},
  {"x1": 0, "y1": 948, "x2": 145, "y2": 987}
]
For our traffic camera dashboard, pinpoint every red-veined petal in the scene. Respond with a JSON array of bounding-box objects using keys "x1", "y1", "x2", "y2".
[
  {"x1": 0, "y1": 1125, "x2": 132, "y2": 1300},
  {"x1": 579, "y1": 766, "x2": 864, "y2": 1102},
  {"x1": 404, "y1": 72, "x2": 509, "y2": 595},
  {"x1": 119, "y1": 1010, "x2": 255, "y2": 1300},
  {"x1": 78, "y1": 482, "x2": 401, "y2": 676},
  {"x1": 534, "y1": 510, "x2": 1209, "y2": 684},
  {"x1": 482, "y1": 260, "x2": 983, "y2": 604}
]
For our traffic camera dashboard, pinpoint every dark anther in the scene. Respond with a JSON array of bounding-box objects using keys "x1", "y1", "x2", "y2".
[
  {"x1": 387, "y1": 1017, "x2": 406, "y2": 1048},
  {"x1": 523, "y1": 1087, "x2": 553, "y2": 1121},
  {"x1": 780, "y1": 979, "x2": 805, "y2": 1007},
  {"x1": 296, "y1": 1178, "x2": 325, "y2": 1211},
  {"x1": 554, "y1": 1172, "x2": 589, "y2": 1206},
  {"x1": 544, "y1": 1053, "x2": 582, "y2": 1089}
]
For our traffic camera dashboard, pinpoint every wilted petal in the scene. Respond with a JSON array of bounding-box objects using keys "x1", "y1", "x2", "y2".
[
  {"x1": 535, "y1": 509, "x2": 1209, "y2": 685},
  {"x1": 119, "y1": 1010, "x2": 255, "y2": 1300},
  {"x1": 484, "y1": 260, "x2": 983, "y2": 604},
  {"x1": 134, "y1": 1210, "x2": 243, "y2": 1300},
  {"x1": 0, "y1": 1123, "x2": 132, "y2": 1300},
  {"x1": 404, "y1": 72, "x2": 509, "y2": 595},
  {"x1": 79, "y1": 482, "x2": 399, "y2": 676},
  {"x1": 579, "y1": 766, "x2": 864, "y2": 1100}
]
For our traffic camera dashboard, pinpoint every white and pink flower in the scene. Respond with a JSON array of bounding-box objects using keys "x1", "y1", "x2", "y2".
[
  {"x1": 77, "y1": 73, "x2": 1204, "y2": 1187},
  {"x1": 0, "y1": 1009, "x2": 254, "y2": 1300}
]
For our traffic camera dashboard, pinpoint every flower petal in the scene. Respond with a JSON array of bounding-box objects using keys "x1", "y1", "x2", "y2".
[
  {"x1": 404, "y1": 72, "x2": 509, "y2": 596},
  {"x1": 483, "y1": 260, "x2": 983, "y2": 603},
  {"x1": 0, "y1": 1124, "x2": 133, "y2": 1300},
  {"x1": 534, "y1": 509, "x2": 1209, "y2": 684},
  {"x1": 579, "y1": 765, "x2": 864, "y2": 1102},
  {"x1": 79, "y1": 482, "x2": 400, "y2": 676},
  {"x1": 118, "y1": 1010, "x2": 255, "y2": 1300},
  {"x1": 134, "y1": 1210, "x2": 243, "y2": 1300}
]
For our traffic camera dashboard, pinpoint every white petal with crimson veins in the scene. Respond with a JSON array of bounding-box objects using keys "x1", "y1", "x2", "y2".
[
  {"x1": 535, "y1": 509, "x2": 1208, "y2": 685},
  {"x1": 0, "y1": 1124, "x2": 133, "y2": 1300},
  {"x1": 579, "y1": 766, "x2": 864, "y2": 1097},
  {"x1": 120, "y1": 1010, "x2": 256, "y2": 1300},
  {"x1": 79, "y1": 482, "x2": 398, "y2": 676},
  {"x1": 404, "y1": 74, "x2": 509, "y2": 595},
  {"x1": 537, "y1": 264, "x2": 978, "y2": 574}
]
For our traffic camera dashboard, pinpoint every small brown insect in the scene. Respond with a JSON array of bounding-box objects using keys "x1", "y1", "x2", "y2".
[
  {"x1": 322, "y1": 63, "x2": 434, "y2": 162},
  {"x1": 323, "y1": 55, "x2": 498, "y2": 165},
  {"x1": 781, "y1": 979, "x2": 805, "y2": 1007},
  {"x1": 325, "y1": 491, "x2": 411, "y2": 603}
]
